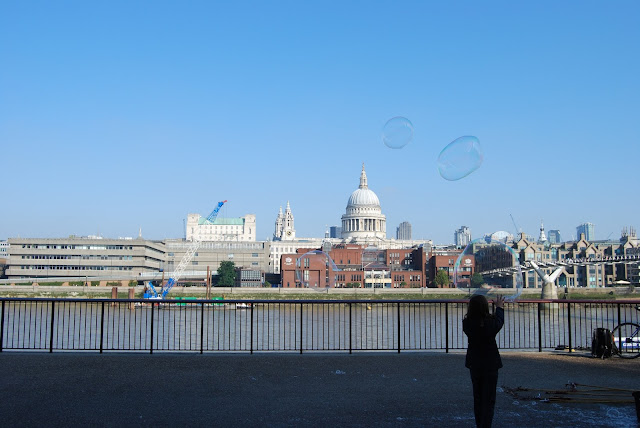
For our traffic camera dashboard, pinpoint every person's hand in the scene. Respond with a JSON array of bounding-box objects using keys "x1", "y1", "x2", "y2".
[{"x1": 495, "y1": 295, "x2": 505, "y2": 309}]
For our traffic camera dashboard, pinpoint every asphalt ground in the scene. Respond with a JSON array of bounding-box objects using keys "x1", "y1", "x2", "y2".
[{"x1": 0, "y1": 350, "x2": 638, "y2": 427}]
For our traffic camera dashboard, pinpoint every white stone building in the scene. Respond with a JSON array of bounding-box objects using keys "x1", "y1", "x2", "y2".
[
  {"x1": 186, "y1": 213, "x2": 256, "y2": 242},
  {"x1": 341, "y1": 164, "x2": 387, "y2": 241}
]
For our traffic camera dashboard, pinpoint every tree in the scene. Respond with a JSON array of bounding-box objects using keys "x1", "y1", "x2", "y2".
[
  {"x1": 263, "y1": 280, "x2": 271, "y2": 288},
  {"x1": 217, "y1": 261, "x2": 236, "y2": 286},
  {"x1": 435, "y1": 269, "x2": 450, "y2": 288},
  {"x1": 471, "y1": 273, "x2": 484, "y2": 288}
]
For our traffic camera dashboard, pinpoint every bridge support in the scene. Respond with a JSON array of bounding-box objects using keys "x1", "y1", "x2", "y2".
[{"x1": 530, "y1": 261, "x2": 563, "y2": 299}]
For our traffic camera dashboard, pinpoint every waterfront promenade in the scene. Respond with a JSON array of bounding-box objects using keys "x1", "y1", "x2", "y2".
[{"x1": 0, "y1": 351, "x2": 638, "y2": 427}]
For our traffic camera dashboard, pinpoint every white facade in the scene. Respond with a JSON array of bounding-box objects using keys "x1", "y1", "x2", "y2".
[
  {"x1": 186, "y1": 214, "x2": 256, "y2": 242},
  {"x1": 269, "y1": 238, "x2": 324, "y2": 274},
  {"x1": 454, "y1": 226, "x2": 471, "y2": 247},
  {"x1": 341, "y1": 164, "x2": 386, "y2": 241},
  {"x1": 0, "y1": 241, "x2": 8, "y2": 260},
  {"x1": 273, "y1": 201, "x2": 296, "y2": 240}
]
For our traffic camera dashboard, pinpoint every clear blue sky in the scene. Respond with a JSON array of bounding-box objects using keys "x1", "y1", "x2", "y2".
[{"x1": 1, "y1": 1, "x2": 639, "y2": 244}]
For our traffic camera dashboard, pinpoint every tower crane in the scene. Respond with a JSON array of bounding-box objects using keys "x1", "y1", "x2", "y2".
[
  {"x1": 510, "y1": 214, "x2": 522, "y2": 240},
  {"x1": 145, "y1": 200, "x2": 227, "y2": 299}
]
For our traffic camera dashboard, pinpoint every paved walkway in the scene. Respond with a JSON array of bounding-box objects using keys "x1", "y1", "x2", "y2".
[{"x1": 0, "y1": 350, "x2": 638, "y2": 427}]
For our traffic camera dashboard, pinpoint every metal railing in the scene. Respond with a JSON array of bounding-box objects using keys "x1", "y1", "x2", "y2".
[{"x1": 0, "y1": 298, "x2": 638, "y2": 353}]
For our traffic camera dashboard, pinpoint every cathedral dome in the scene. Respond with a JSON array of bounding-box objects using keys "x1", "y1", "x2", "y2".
[
  {"x1": 341, "y1": 164, "x2": 386, "y2": 240},
  {"x1": 347, "y1": 188, "x2": 380, "y2": 207},
  {"x1": 346, "y1": 164, "x2": 381, "y2": 210}
]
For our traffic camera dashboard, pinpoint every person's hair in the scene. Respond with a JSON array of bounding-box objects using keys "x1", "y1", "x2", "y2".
[{"x1": 465, "y1": 294, "x2": 491, "y2": 324}]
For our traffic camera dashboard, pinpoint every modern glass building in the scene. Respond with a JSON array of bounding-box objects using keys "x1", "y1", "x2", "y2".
[{"x1": 576, "y1": 223, "x2": 595, "y2": 241}]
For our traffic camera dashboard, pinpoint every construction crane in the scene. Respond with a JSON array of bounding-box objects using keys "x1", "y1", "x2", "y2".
[
  {"x1": 145, "y1": 200, "x2": 227, "y2": 299},
  {"x1": 510, "y1": 214, "x2": 522, "y2": 240}
]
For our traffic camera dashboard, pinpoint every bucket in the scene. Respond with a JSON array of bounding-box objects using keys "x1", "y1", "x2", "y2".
[{"x1": 633, "y1": 391, "x2": 640, "y2": 422}]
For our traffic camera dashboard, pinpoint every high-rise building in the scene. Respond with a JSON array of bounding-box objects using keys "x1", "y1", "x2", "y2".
[
  {"x1": 454, "y1": 226, "x2": 471, "y2": 247},
  {"x1": 396, "y1": 222, "x2": 412, "y2": 240},
  {"x1": 548, "y1": 230, "x2": 562, "y2": 244},
  {"x1": 329, "y1": 226, "x2": 342, "y2": 238},
  {"x1": 576, "y1": 223, "x2": 595, "y2": 241}
]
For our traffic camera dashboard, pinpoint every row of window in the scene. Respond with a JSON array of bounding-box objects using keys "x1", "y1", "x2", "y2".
[
  {"x1": 21, "y1": 244, "x2": 135, "y2": 250},
  {"x1": 19, "y1": 265, "x2": 134, "y2": 271},
  {"x1": 22, "y1": 255, "x2": 133, "y2": 261}
]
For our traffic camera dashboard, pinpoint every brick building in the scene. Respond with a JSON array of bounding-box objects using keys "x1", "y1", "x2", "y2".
[
  {"x1": 427, "y1": 249, "x2": 475, "y2": 288},
  {"x1": 280, "y1": 244, "x2": 426, "y2": 288}
]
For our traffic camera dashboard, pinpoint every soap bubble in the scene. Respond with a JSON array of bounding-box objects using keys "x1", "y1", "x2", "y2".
[
  {"x1": 437, "y1": 136, "x2": 483, "y2": 181},
  {"x1": 382, "y1": 116, "x2": 414, "y2": 149},
  {"x1": 295, "y1": 250, "x2": 340, "y2": 290},
  {"x1": 453, "y1": 238, "x2": 523, "y2": 301}
]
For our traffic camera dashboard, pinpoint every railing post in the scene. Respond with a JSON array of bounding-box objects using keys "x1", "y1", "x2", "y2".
[
  {"x1": 397, "y1": 302, "x2": 401, "y2": 354},
  {"x1": 349, "y1": 302, "x2": 352, "y2": 354},
  {"x1": 49, "y1": 301, "x2": 55, "y2": 353},
  {"x1": 445, "y1": 303, "x2": 449, "y2": 353},
  {"x1": 567, "y1": 302, "x2": 572, "y2": 353},
  {"x1": 299, "y1": 303, "x2": 303, "y2": 355},
  {"x1": 200, "y1": 303, "x2": 205, "y2": 355},
  {"x1": 537, "y1": 302, "x2": 542, "y2": 352},
  {"x1": 250, "y1": 302, "x2": 254, "y2": 354},
  {"x1": 0, "y1": 300, "x2": 5, "y2": 353},
  {"x1": 616, "y1": 302, "x2": 623, "y2": 355},
  {"x1": 150, "y1": 303, "x2": 155, "y2": 355},
  {"x1": 99, "y1": 301, "x2": 105, "y2": 354}
]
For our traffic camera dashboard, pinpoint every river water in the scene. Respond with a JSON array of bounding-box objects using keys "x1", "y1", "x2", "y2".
[{"x1": 1, "y1": 300, "x2": 637, "y2": 353}]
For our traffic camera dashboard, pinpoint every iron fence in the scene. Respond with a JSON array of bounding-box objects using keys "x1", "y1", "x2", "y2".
[{"x1": 0, "y1": 298, "x2": 638, "y2": 353}]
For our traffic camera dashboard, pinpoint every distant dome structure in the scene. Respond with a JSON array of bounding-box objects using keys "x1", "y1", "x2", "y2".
[
  {"x1": 341, "y1": 164, "x2": 386, "y2": 240},
  {"x1": 487, "y1": 231, "x2": 514, "y2": 243}
]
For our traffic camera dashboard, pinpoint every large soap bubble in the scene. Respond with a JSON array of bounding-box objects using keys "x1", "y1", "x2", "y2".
[
  {"x1": 454, "y1": 238, "x2": 523, "y2": 301},
  {"x1": 295, "y1": 250, "x2": 340, "y2": 290},
  {"x1": 382, "y1": 116, "x2": 414, "y2": 149},
  {"x1": 437, "y1": 136, "x2": 483, "y2": 181}
]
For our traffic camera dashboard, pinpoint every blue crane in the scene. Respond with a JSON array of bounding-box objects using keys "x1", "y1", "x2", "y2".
[{"x1": 144, "y1": 200, "x2": 227, "y2": 299}]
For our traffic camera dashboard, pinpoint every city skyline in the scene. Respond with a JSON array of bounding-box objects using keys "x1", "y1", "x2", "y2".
[{"x1": 1, "y1": 2, "x2": 638, "y2": 244}]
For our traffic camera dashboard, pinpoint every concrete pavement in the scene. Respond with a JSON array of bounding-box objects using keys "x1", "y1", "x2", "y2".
[{"x1": 0, "y1": 350, "x2": 638, "y2": 427}]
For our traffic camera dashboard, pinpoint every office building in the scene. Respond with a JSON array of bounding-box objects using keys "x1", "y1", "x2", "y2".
[
  {"x1": 576, "y1": 223, "x2": 595, "y2": 241},
  {"x1": 186, "y1": 213, "x2": 256, "y2": 242},
  {"x1": 454, "y1": 226, "x2": 471, "y2": 247},
  {"x1": 548, "y1": 230, "x2": 562, "y2": 244},
  {"x1": 396, "y1": 222, "x2": 412, "y2": 240}
]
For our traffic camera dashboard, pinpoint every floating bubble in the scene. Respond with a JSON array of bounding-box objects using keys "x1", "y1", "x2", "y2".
[
  {"x1": 295, "y1": 250, "x2": 340, "y2": 290},
  {"x1": 382, "y1": 116, "x2": 414, "y2": 149},
  {"x1": 437, "y1": 136, "x2": 483, "y2": 181},
  {"x1": 453, "y1": 238, "x2": 523, "y2": 301}
]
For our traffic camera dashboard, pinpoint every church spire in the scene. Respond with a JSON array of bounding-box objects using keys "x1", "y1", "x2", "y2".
[
  {"x1": 538, "y1": 219, "x2": 548, "y2": 243},
  {"x1": 359, "y1": 163, "x2": 368, "y2": 189}
]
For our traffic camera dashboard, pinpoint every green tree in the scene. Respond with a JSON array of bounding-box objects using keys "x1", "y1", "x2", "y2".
[
  {"x1": 471, "y1": 273, "x2": 484, "y2": 288},
  {"x1": 264, "y1": 280, "x2": 271, "y2": 288},
  {"x1": 217, "y1": 261, "x2": 236, "y2": 286},
  {"x1": 434, "y1": 269, "x2": 450, "y2": 288}
]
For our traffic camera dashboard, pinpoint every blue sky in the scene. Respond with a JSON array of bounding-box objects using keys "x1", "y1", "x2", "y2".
[{"x1": 1, "y1": 1, "x2": 639, "y2": 244}]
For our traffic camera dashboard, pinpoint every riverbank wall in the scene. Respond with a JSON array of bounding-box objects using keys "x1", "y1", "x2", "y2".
[{"x1": 0, "y1": 284, "x2": 636, "y2": 300}]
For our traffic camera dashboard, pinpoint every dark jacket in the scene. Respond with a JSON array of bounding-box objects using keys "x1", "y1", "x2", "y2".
[{"x1": 463, "y1": 307, "x2": 504, "y2": 371}]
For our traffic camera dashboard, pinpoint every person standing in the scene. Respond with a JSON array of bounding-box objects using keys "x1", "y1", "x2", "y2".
[{"x1": 463, "y1": 294, "x2": 505, "y2": 428}]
